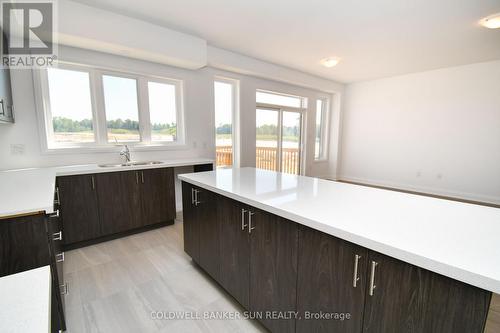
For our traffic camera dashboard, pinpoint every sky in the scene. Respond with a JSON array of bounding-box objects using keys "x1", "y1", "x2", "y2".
[
  {"x1": 214, "y1": 81, "x2": 232, "y2": 126},
  {"x1": 48, "y1": 68, "x2": 177, "y2": 125}
]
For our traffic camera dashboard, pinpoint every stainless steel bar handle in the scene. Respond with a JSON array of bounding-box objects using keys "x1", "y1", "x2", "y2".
[
  {"x1": 194, "y1": 189, "x2": 199, "y2": 206},
  {"x1": 91, "y1": 175, "x2": 95, "y2": 190},
  {"x1": 53, "y1": 231, "x2": 62, "y2": 241},
  {"x1": 60, "y1": 283, "x2": 69, "y2": 295},
  {"x1": 54, "y1": 187, "x2": 60, "y2": 205},
  {"x1": 369, "y1": 260, "x2": 378, "y2": 296},
  {"x1": 191, "y1": 188, "x2": 195, "y2": 205},
  {"x1": 141, "y1": 171, "x2": 144, "y2": 184},
  {"x1": 135, "y1": 172, "x2": 139, "y2": 184},
  {"x1": 241, "y1": 209, "x2": 247, "y2": 230},
  {"x1": 248, "y1": 211, "x2": 255, "y2": 234},
  {"x1": 353, "y1": 254, "x2": 361, "y2": 288},
  {"x1": 56, "y1": 252, "x2": 65, "y2": 263}
]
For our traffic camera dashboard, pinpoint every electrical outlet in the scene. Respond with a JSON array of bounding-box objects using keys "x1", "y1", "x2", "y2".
[{"x1": 10, "y1": 144, "x2": 25, "y2": 155}]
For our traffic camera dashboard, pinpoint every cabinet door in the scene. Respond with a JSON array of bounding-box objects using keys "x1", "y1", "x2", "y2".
[
  {"x1": 198, "y1": 189, "x2": 220, "y2": 282},
  {"x1": 140, "y1": 168, "x2": 176, "y2": 226},
  {"x1": 0, "y1": 214, "x2": 50, "y2": 277},
  {"x1": 219, "y1": 196, "x2": 250, "y2": 308},
  {"x1": 296, "y1": 226, "x2": 368, "y2": 333},
  {"x1": 182, "y1": 181, "x2": 199, "y2": 262},
  {"x1": 249, "y1": 209, "x2": 299, "y2": 333},
  {"x1": 97, "y1": 171, "x2": 141, "y2": 236},
  {"x1": 362, "y1": 251, "x2": 491, "y2": 333},
  {"x1": 57, "y1": 174, "x2": 100, "y2": 245}
]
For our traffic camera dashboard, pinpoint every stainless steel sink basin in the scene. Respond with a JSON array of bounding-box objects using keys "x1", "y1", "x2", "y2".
[{"x1": 98, "y1": 161, "x2": 164, "y2": 168}]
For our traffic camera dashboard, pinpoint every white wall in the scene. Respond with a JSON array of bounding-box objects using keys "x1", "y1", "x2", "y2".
[
  {"x1": 0, "y1": 46, "x2": 342, "y2": 178},
  {"x1": 340, "y1": 60, "x2": 500, "y2": 204}
]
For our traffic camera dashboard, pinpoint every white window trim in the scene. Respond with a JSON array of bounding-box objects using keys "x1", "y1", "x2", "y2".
[
  {"x1": 33, "y1": 61, "x2": 186, "y2": 154},
  {"x1": 256, "y1": 89, "x2": 307, "y2": 109},
  {"x1": 314, "y1": 97, "x2": 330, "y2": 162},
  {"x1": 214, "y1": 76, "x2": 240, "y2": 168}
]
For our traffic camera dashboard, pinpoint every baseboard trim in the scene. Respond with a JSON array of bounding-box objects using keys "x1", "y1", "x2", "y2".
[{"x1": 336, "y1": 177, "x2": 500, "y2": 208}]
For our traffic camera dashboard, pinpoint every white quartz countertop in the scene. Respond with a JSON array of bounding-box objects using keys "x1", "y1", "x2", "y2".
[
  {"x1": 0, "y1": 158, "x2": 213, "y2": 218},
  {"x1": 0, "y1": 266, "x2": 51, "y2": 333},
  {"x1": 179, "y1": 168, "x2": 500, "y2": 294}
]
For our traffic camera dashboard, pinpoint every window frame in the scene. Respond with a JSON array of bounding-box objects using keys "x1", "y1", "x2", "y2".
[
  {"x1": 145, "y1": 76, "x2": 185, "y2": 145},
  {"x1": 314, "y1": 97, "x2": 330, "y2": 162},
  {"x1": 33, "y1": 61, "x2": 186, "y2": 153}
]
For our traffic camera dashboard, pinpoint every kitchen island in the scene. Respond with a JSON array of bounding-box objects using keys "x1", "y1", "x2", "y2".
[{"x1": 179, "y1": 167, "x2": 500, "y2": 333}]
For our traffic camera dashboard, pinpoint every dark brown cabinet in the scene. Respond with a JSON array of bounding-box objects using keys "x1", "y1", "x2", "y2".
[
  {"x1": 362, "y1": 251, "x2": 491, "y2": 333},
  {"x1": 57, "y1": 174, "x2": 100, "y2": 245},
  {"x1": 249, "y1": 209, "x2": 299, "y2": 333},
  {"x1": 47, "y1": 215, "x2": 66, "y2": 332},
  {"x1": 218, "y1": 196, "x2": 250, "y2": 308},
  {"x1": 182, "y1": 183, "x2": 492, "y2": 333},
  {"x1": 96, "y1": 171, "x2": 142, "y2": 236},
  {"x1": 60, "y1": 168, "x2": 176, "y2": 247},
  {"x1": 182, "y1": 181, "x2": 200, "y2": 262},
  {"x1": 183, "y1": 187, "x2": 300, "y2": 332},
  {"x1": 0, "y1": 214, "x2": 50, "y2": 277},
  {"x1": 182, "y1": 181, "x2": 220, "y2": 280},
  {"x1": 296, "y1": 226, "x2": 368, "y2": 333},
  {"x1": 198, "y1": 189, "x2": 219, "y2": 281},
  {"x1": 0, "y1": 213, "x2": 66, "y2": 332},
  {"x1": 140, "y1": 168, "x2": 176, "y2": 226}
]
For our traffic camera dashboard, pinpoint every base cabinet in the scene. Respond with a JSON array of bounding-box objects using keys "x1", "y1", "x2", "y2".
[
  {"x1": 219, "y1": 196, "x2": 250, "y2": 308},
  {"x1": 59, "y1": 167, "x2": 176, "y2": 247},
  {"x1": 362, "y1": 251, "x2": 491, "y2": 333},
  {"x1": 296, "y1": 226, "x2": 368, "y2": 333},
  {"x1": 182, "y1": 182, "x2": 492, "y2": 333},
  {"x1": 182, "y1": 181, "x2": 200, "y2": 262},
  {"x1": 57, "y1": 174, "x2": 100, "y2": 244},
  {"x1": 249, "y1": 209, "x2": 298, "y2": 333},
  {"x1": 0, "y1": 214, "x2": 66, "y2": 332}
]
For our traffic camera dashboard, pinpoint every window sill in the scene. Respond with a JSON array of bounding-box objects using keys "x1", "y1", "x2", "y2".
[{"x1": 42, "y1": 142, "x2": 190, "y2": 155}]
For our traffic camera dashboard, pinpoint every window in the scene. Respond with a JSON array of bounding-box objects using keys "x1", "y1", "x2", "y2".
[
  {"x1": 255, "y1": 90, "x2": 306, "y2": 175},
  {"x1": 102, "y1": 75, "x2": 140, "y2": 142},
  {"x1": 148, "y1": 81, "x2": 178, "y2": 142},
  {"x1": 47, "y1": 67, "x2": 95, "y2": 143},
  {"x1": 214, "y1": 80, "x2": 235, "y2": 167},
  {"x1": 314, "y1": 98, "x2": 328, "y2": 160},
  {"x1": 37, "y1": 62, "x2": 184, "y2": 150}
]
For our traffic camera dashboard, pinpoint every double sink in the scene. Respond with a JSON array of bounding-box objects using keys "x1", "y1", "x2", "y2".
[{"x1": 98, "y1": 161, "x2": 164, "y2": 168}]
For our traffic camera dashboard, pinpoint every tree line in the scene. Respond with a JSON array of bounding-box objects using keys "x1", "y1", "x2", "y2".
[
  {"x1": 216, "y1": 124, "x2": 299, "y2": 137},
  {"x1": 53, "y1": 117, "x2": 176, "y2": 134}
]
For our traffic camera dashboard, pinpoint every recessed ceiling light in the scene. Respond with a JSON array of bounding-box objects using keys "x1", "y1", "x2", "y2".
[
  {"x1": 320, "y1": 57, "x2": 340, "y2": 68},
  {"x1": 480, "y1": 13, "x2": 500, "y2": 29}
]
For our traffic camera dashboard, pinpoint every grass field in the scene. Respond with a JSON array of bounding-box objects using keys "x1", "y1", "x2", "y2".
[{"x1": 54, "y1": 129, "x2": 175, "y2": 143}]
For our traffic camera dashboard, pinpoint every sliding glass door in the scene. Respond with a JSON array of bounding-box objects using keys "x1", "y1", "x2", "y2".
[{"x1": 256, "y1": 108, "x2": 302, "y2": 175}]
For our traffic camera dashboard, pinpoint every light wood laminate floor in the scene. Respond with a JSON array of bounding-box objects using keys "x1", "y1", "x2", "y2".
[{"x1": 64, "y1": 221, "x2": 266, "y2": 333}]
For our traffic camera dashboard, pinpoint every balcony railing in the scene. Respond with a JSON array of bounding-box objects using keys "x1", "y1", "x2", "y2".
[{"x1": 216, "y1": 145, "x2": 300, "y2": 175}]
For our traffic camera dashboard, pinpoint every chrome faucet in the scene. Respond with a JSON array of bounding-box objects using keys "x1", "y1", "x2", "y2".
[{"x1": 120, "y1": 145, "x2": 131, "y2": 163}]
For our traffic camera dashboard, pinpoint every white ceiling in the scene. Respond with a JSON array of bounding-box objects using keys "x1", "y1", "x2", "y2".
[{"x1": 71, "y1": 0, "x2": 500, "y2": 83}]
